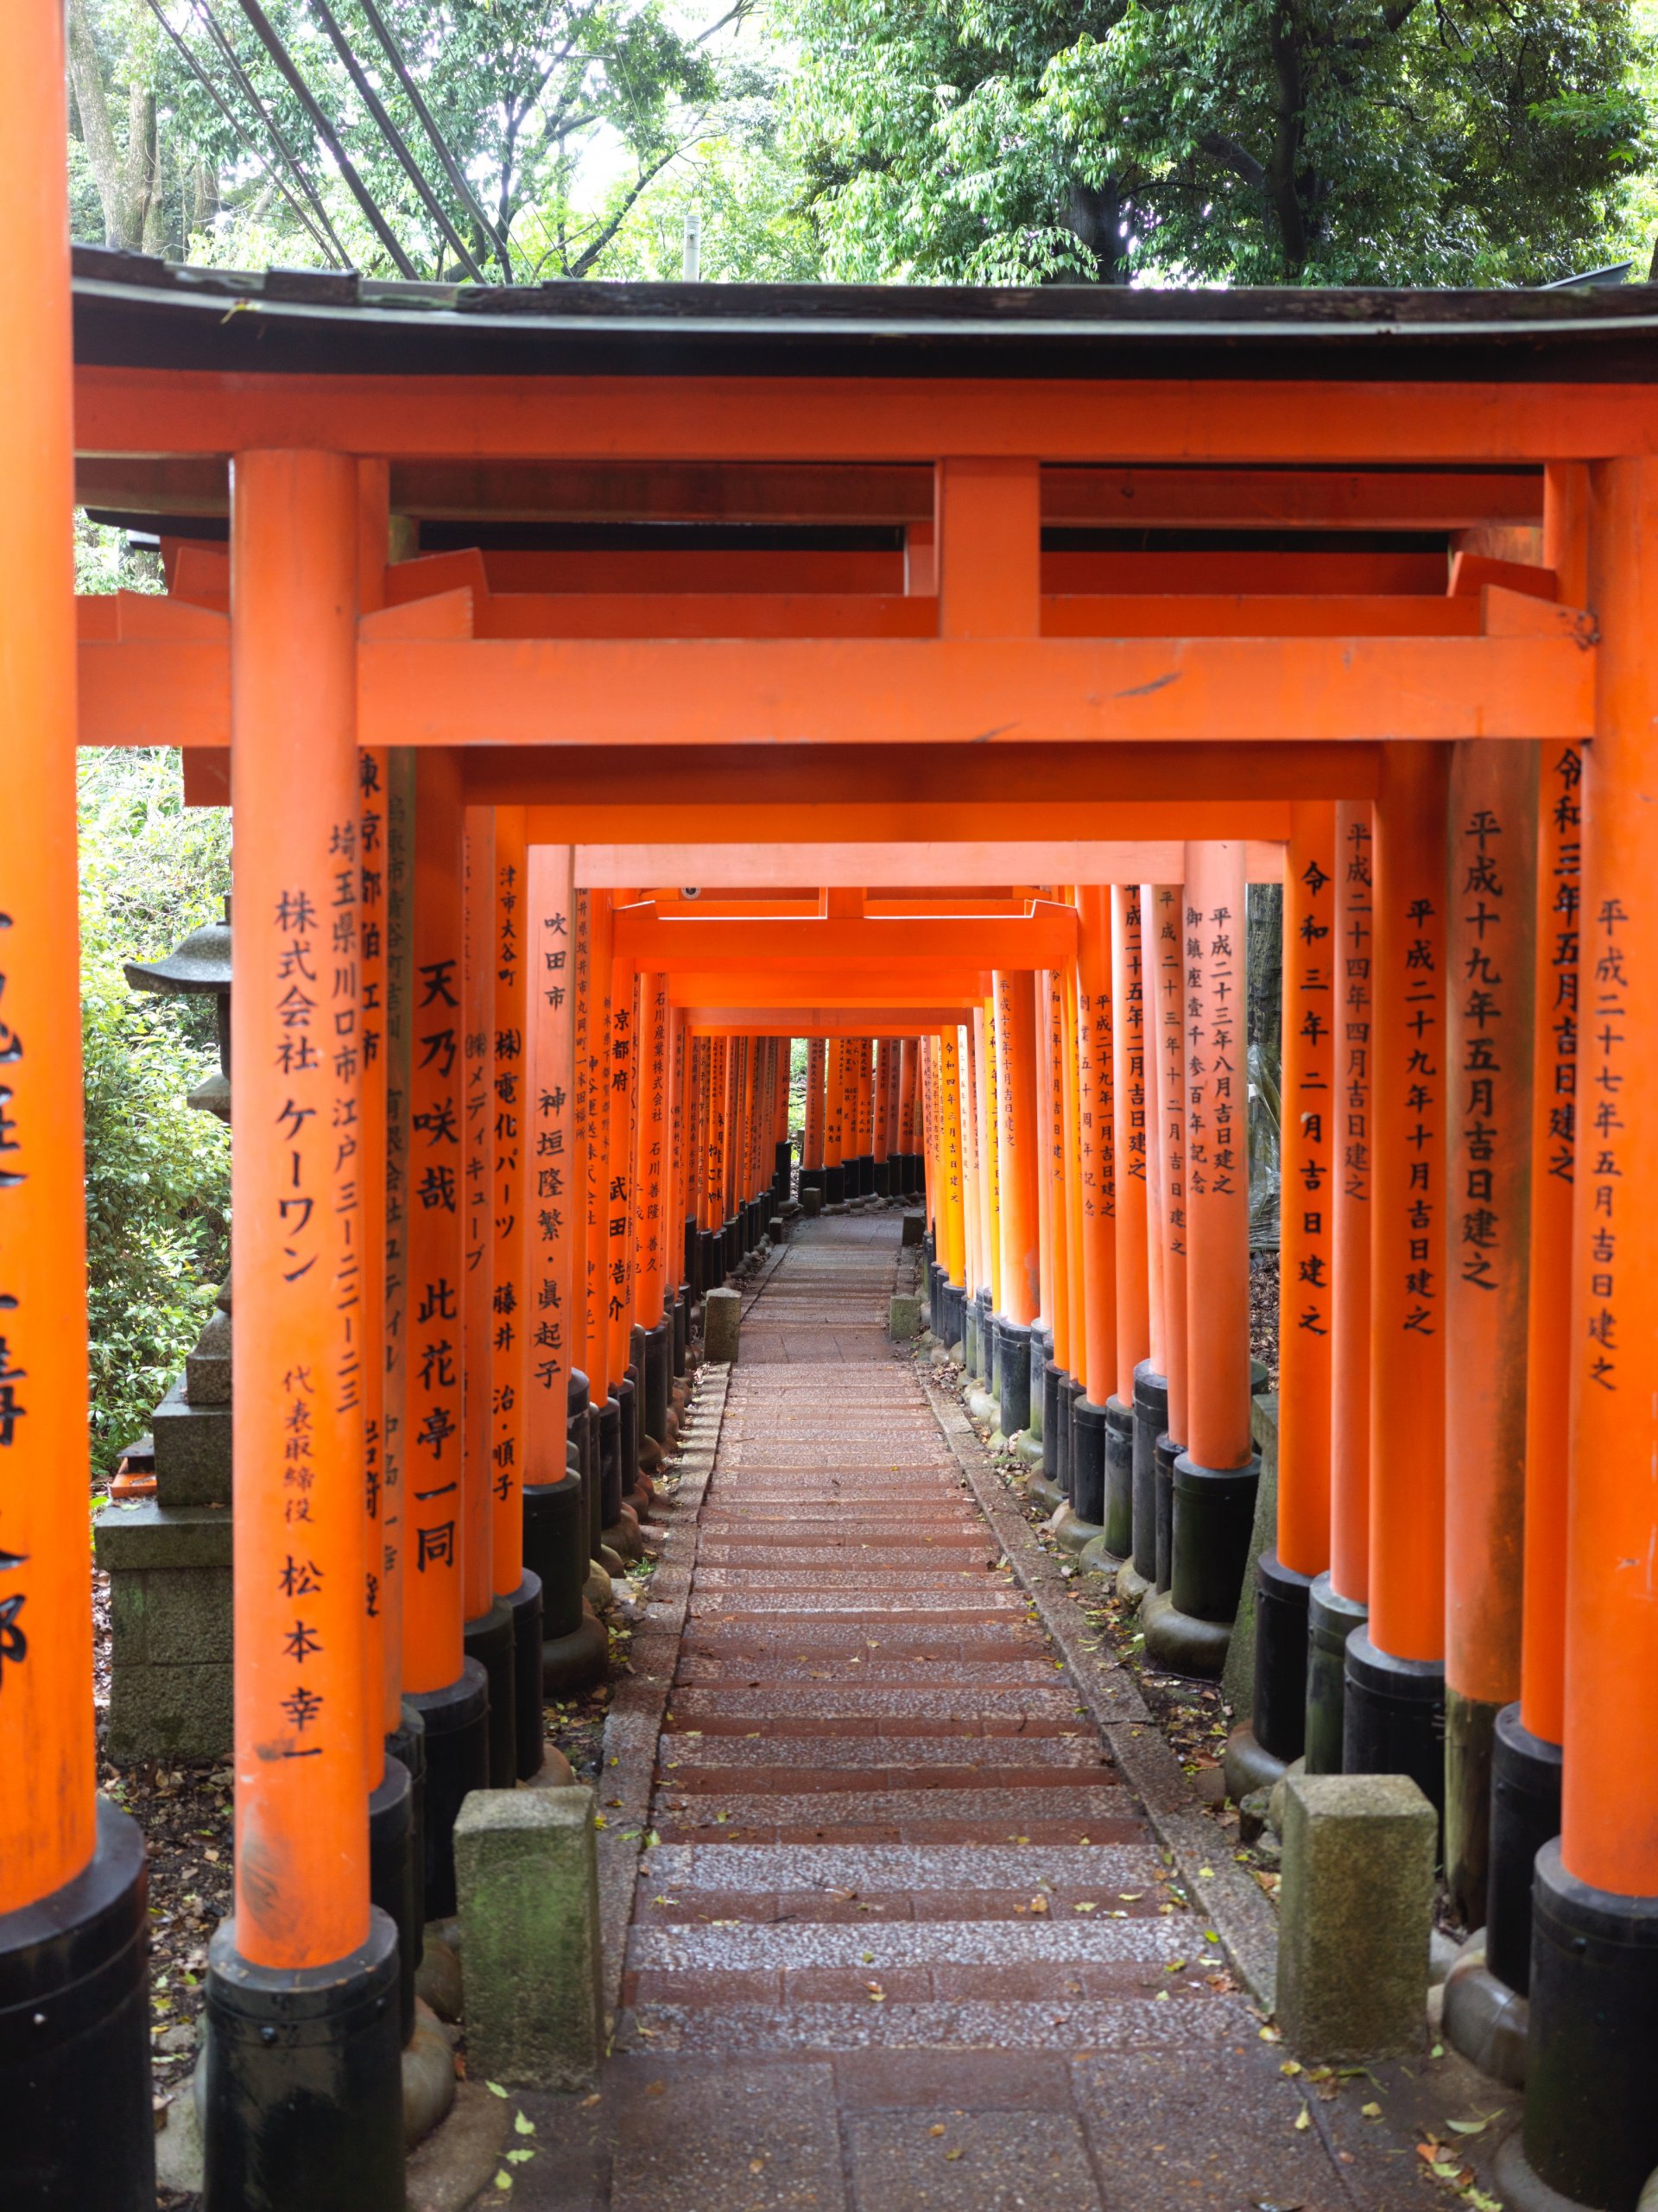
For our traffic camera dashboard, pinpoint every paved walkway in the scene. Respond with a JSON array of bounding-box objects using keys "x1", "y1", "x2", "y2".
[{"x1": 514, "y1": 1215, "x2": 1435, "y2": 2211}]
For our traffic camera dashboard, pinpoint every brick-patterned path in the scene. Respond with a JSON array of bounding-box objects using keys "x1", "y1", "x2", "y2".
[{"x1": 511, "y1": 1216, "x2": 1431, "y2": 2210}]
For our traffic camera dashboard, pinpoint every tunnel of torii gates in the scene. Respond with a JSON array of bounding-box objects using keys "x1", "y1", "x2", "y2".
[{"x1": 13, "y1": 22, "x2": 1658, "y2": 2212}]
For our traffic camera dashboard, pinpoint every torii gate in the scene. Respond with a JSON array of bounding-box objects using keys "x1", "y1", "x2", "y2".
[{"x1": 9, "y1": 1, "x2": 1658, "y2": 2202}]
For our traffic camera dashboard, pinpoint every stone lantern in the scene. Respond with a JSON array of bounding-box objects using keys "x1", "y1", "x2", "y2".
[{"x1": 94, "y1": 897, "x2": 235, "y2": 1760}]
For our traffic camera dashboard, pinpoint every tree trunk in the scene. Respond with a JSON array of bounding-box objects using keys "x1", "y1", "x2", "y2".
[{"x1": 66, "y1": 0, "x2": 158, "y2": 251}]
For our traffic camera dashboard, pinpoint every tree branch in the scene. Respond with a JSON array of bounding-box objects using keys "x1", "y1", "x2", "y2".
[{"x1": 1197, "y1": 130, "x2": 1266, "y2": 190}]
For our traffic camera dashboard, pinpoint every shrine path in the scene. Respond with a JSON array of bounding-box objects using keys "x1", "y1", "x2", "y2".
[{"x1": 504, "y1": 1214, "x2": 1425, "y2": 2212}]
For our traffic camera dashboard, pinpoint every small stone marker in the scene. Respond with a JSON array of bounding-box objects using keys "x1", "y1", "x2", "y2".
[
  {"x1": 453, "y1": 1786, "x2": 604, "y2": 2090},
  {"x1": 703, "y1": 1286, "x2": 741, "y2": 1364},
  {"x1": 769, "y1": 1214, "x2": 786, "y2": 1243},
  {"x1": 900, "y1": 1210, "x2": 925, "y2": 1246},
  {"x1": 1275, "y1": 1772, "x2": 1436, "y2": 2060},
  {"x1": 889, "y1": 1293, "x2": 923, "y2": 1341},
  {"x1": 801, "y1": 1186, "x2": 823, "y2": 1218}
]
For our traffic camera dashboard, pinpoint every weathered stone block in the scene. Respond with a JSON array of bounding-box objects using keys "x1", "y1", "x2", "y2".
[
  {"x1": 453, "y1": 1786, "x2": 604, "y2": 2089},
  {"x1": 888, "y1": 1294, "x2": 923, "y2": 1341},
  {"x1": 150, "y1": 1380, "x2": 232, "y2": 1506},
  {"x1": 704, "y1": 1287, "x2": 741, "y2": 1365},
  {"x1": 801, "y1": 1187, "x2": 823, "y2": 1218},
  {"x1": 1275, "y1": 1772, "x2": 1436, "y2": 2060},
  {"x1": 95, "y1": 1501, "x2": 233, "y2": 1760},
  {"x1": 900, "y1": 1210, "x2": 925, "y2": 1246}
]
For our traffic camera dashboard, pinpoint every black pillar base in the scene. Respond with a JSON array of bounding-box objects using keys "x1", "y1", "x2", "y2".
[
  {"x1": 1253, "y1": 1547, "x2": 1313, "y2": 1765},
  {"x1": 1104, "y1": 1397, "x2": 1135, "y2": 1562},
  {"x1": 723, "y1": 1214, "x2": 741, "y2": 1273},
  {"x1": 683, "y1": 1214, "x2": 700, "y2": 1298},
  {"x1": 698, "y1": 1226, "x2": 721, "y2": 1292},
  {"x1": 1130, "y1": 1363, "x2": 1168, "y2": 1587},
  {"x1": 856, "y1": 1153, "x2": 876, "y2": 1197},
  {"x1": 874, "y1": 1158, "x2": 891, "y2": 1197},
  {"x1": 1072, "y1": 1395, "x2": 1108, "y2": 1525},
  {"x1": 523, "y1": 1471, "x2": 586, "y2": 1638},
  {"x1": 1154, "y1": 1434, "x2": 1179, "y2": 1594},
  {"x1": 1028, "y1": 1328, "x2": 1051, "y2": 1445},
  {"x1": 1486, "y1": 1703, "x2": 1563, "y2": 1998},
  {"x1": 616, "y1": 1372, "x2": 640, "y2": 1496},
  {"x1": 386, "y1": 1702, "x2": 426, "y2": 1962},
  {"x1": 1342, "y1": 1627, "x2": 1446, "y2": 1829},
  {"x1": 598, "y1": 1393, "x2": 623, "y2": 1525},
  {"x1": 775, "y1": 1136, "x2": 793, "y2": 1200},
  {"x1": 0, "y1": 1796, "x2": 153, "y2": 2211},
  {"x1": 1041, "y1": 1360, "x2": 1064, "y2": 1482},
  {"x1": 798, "y1": 1167, "x2": 824, "y2": 1202},
  {"x1": 674, "y1": 1284, "x2": 690, "y2": 1377},
  {"x1": 1504, "y1": 1840, "x2": 1658, "y2": 2211},
  {"x1": 407, "y1": 1659, "x2": 489, "y2": 1919},
  {"x1": 1170, "y1": 1448, "x2": 1259, "y2": 1624},
  {"x1": 203, "y1": 1910, "x2": 402, "y2": 2212},
  {"x1": 503, "y1": 1572, "x2": 546, "y2": 1780},
  {"x1": 643, "y1": 1319, "x2": 672, "y2": 1452},
  {"x1": 1306, "y1": 1572, "x2": 1367, "y2": 1774},
  {"x1": 367, "y1": 1753, "x2": 419, "y2": 2044},
  {"x1": 987, "y1": 1309, "x2": 1004, "y2": 1400},
  {"x1": 465, "y1": 1597, "x2": 516, "y2": 1791},
  {"x1": 997, "y1": 1317, "x2": 1032, "y2": 1438}
]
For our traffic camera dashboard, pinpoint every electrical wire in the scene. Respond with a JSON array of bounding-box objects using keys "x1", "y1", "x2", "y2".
[
  {"x1": 141, "y1": 0, "x2": 339, "y2": 261},
  {"x1": 301, "y1": 0, "x2": 486, "y2": 281},
  {"x1": 187, "y1": 0, "x2": 355, "y2": 264},
  {"x1": 352, "y1": 0, "x2": 514, "y2": 279},
  {"x1": 231, "y1": 0, "x2": 421, "y2": 276}
]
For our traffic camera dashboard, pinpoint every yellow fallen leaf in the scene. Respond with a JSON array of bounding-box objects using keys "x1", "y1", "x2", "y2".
[
  {"x1": 1361, "y1": 2103, "x2": 1383, "y2": 2120},
  {"x1": 1073, "y1": 1902, "x2": 1097, "y2": 1913},
  {"x1": 945, "y1": 2148, "x2": 963, "y2": 2162},
  {"x1": 1294, "y1": 2107, "x2": 1311, "y2": 2133},
  {"x1": 928, "y1": 2124, "x2": 946, "y2": 2138},
  {"x1": 1199, "y1": 1867, "x2": 1214, "y2": 1879},
  {"x1": 1028, "y1": 1895, "x2": 1049, "y2": 1914},
  {"x1": 1279, "y1": 2061, "x2": 1302, "y2": 2077}
]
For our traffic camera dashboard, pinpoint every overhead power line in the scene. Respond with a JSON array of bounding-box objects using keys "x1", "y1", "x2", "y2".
[
  {"x1": 187, "y1": 0, "x2": 355, "y2": 265},
  {"x1": 142, "y1": 0, "x2": 338, "y2": 262},
  {"x1": 231, "y1": 0, "x2": 421, "y2": 276},
  {"x1": 302, "y1": 0, "x2": 486, "y2": 281},
  {"x1": 352, "y1": 0, "x2": 515, "y2": 280}
]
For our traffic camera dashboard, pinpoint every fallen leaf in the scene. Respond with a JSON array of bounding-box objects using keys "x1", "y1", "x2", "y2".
[
  {"x1": 1360, "y1": 2103, "x2": 1383, "y2": 2121},
  {"x1": 944, "y1": 2148, "x2": 963, "y2": 2162},
  {"x1": 1028, "y1": 1895, "x2": 1048, "y2": 1914},
  {"x1": 1446, "y1": 2116, "x2": 1497, "y2": 2137},
  {"x1": 494, "y1": 2174, "x2": 513, "y2": 2192},
  {"x1": 1073, "y1": 1902, "x2": 1097, "y2": 1914},
  {"x1": 750, "y1": 2159, "x2": 766, "y2": 2174},
  {"x1": 928, "y1": 2125, "x2": 946, "y2": 2138},
  {"x1": 514, "y1": 2112, "x2": 536, "y2": 2136},
  {"x1": 1279, "y1": 2061, "x2": 1302, "y2": 2078},
  {"x1": 487, "y1": 2082, "x2": 509, "y2": 2099},
  {"x1": 1293, "y1": 2107, "x2": 1311, "y2": 2133}
]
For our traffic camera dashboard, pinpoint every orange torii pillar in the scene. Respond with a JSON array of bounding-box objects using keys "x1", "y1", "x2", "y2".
[
  {"x1": 1059, "y1": 956, "x2": 1089, "y2": 1499},
  {"x1": 1030, "y1": 970, "x2": 1065, "y2": 1490},
  {"x1": 1478, "y1": 470, "x2": 1583, "y2": 2018},
  {"x1": 206, "y1": 451, "x2": 401, "y2": 2204},
  {"x1": 1143, "y1": 843, "x2": 1257, "y2": 1679},
  {"x1": 801, "y1": 1038, "x2": 827, "y2": 1204},
  {"x1": 670, "y1": 1006, "x2": 693, "y2": 1358},
  {"x1": 1148, "y1": 883, "x2": 1188, "y2": 1599},
  {"x1": 1306, "y1": 802, "x2": 1374, "y2": 1772},
  {"x1": 1074, "y1": 889, "x2": 1123, "y2": 1556},
  {"x1": 703, "y1": 1034, "x2": 731, "y2": 1280},
  {"x1": 1344, "y1": 744, "x2": 1449, "y2": 1814},
  {"x1": 523, "y1": 846, "x2": 606, "y2": 1698},
  {"x1": 403, "y1": 750, "x2": 490, "y2": 1922},
  {"x1": 1509, "y1": 460, "x2": 1658, "y2": 2211},
  {"x1": 823, "y1": 1037, "x2": 847, "y2": 1208},
  {"x1": 488, "y1": 808, "x2": 548, "y2": 1778},
  {"x1": 684, "y1": 1034, "x2": 709, "y2": 1289},
  {"x1": 959, "y1": 1020, "x2": 986, "y2": 1377},
  {"x1": 899, "y1": 1036, "x2": 921, "y2": 1197},
  {"x1": 1234, "y1": 805, "x2": 1335, "y2": 1794},
  {"x1": 461, "y1": 808, "x2": 516, "y2": 1791},
  {"x1": 606, "y1": 953, "x2": 643, "y2": 1524},
  {"x1": 771, "y1": 1034, "x2": 795, "y2": 1207},
  {"x1": 567, "y1": 889, "x2": 598, "y2": 1560},
  {"x1": 976, "y1": 999, "x2": 1004, "y2": 1397},
  {"x1": 0, "y1": 8, "x2": 154, "y2": 2193},
  {"x1": 932, "y1": 1030, "x2": 967, "y2": 1345},
  {"x1": 873, "y1": 1038, "x2": 894, "y2": 1196},
  {"x1": 991, "y1": 971, "x2": 1042, "y2": 1440},
  {"x1": 1440, "y1": 742, "x2": 1536, "y2": 1933},
  {"x1": 1112, "y1": 887, "x2": 1159, "y2": 1607},
  {"x1": 851, "y1": 1036, "x2": 876, "y2": 1200},
  {"x1": 636, "y1": 970, "x2": 674, "y2": 1469}
]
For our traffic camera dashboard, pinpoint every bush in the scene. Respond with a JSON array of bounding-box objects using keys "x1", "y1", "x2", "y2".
[{"x1": 79, "y1": 748, "x2": 231, "y2": 1474}]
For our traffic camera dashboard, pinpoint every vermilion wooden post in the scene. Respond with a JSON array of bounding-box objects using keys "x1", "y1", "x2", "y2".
[
  {"x1": 1481, "y1": 468, "x2": 1584, "y2": 2005},
  {"x1": 977, "y1": 999, "x2": 1003, "y2": 1372},
  {"x1": 1442, "y1": 741, "x2": 1536, "y2": 1930},
  {"x1": 489, "y1": 807, "x2": 545, "y2": 1777},
  {"x1": 460, "y1": 809, "x2": 514, "y2": 1787},
  {"x1": 854, "y1": 1035, "x2": 875, "y2": 1197},
  {"x1": 1075, "y1": 889, "x2": 1123, "y2": 1553},
  {"x1": 1031, "y1": 970, "x2": 1062, "y2": 1493},
  {"x1": 1348, "y1": 743, "x2": 1450, "y2": 1813},
  {"x1": 823, "y1": 1037, "x2": 845, "y2": 1205},
  {"x1": 959, "y1": 1021, "x2": 985, "y2": 1378},
  {"x1": 636, "y1": 970, "x2": 673, "y2": 1464},
  {"x1": 991, "y1": 969, "x2": 1041, "y2": 1437},
  {"x1": 1513, "y1": 456, "x2": 1658, "y2": 2211},
  {"x1": 524, "y1": 842, "x2": 604, "y2": 1698},
  {"x1": 939, "y1": 1029, "x2": 966, "y2": 1324},
  {"x1": 1150, "y1": 884, "x2": 1188, "y2": 1598},
  {"x1": 1111, "y1": 887, "x2": 1155, "y2": 1600},
  {"x1": 900, "y1": 1036, "x2": 920, "y2": 1191},
  {"x1": 0, "y1": 9, "x2": 154, "y2": 2190},
  {"x1": 1143, "y1": 843, "x2": 1255, "y2": 1678},
  {"x1": 402, "y1": 746, "x2": 489, "y2": 1918},
  {"x1": 605, "y1": 954, "x2": 640, "y2": 1514},
  {"x1": 208, "y1": 449, "x2": 401, "y2": 2206},
  {"x1": 802, "y1": 1037, "x2": 826, "y2": 1201},
  {"x1": 583, "y1": 893, "x2": 616, "y2": 1534},
  {"x1": 1307, "y1": 802, "x2": 1374, "y2": 1772},
  {"x1": 1060, "y1": 960, "x2": 1087, "y2": 1480}
]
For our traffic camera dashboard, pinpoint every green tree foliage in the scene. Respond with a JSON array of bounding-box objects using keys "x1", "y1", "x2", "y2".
[
  {"x1": 786, "y1": 0, "x2": 1654, "y2": 283},
  {"x1": 77, "y1": 736, "x2": 231, "y2": 1476},
  {"x1": 66, "y1": 0, "x2": 802, "y2": 282}
]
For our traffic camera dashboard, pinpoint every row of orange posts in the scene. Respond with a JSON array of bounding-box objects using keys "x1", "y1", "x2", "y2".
[{"x1": 10, "y1": 0, "x2": 1658, "y2": 2201}]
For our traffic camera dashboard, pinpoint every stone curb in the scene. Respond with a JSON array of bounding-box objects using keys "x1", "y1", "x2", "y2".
[
  {"x1": 595, "y1": 1360, "x2": 731, "y2": 2026},
  {"x1": 921, "y1": 1372, "x2": 1280, "y2": 2009}
]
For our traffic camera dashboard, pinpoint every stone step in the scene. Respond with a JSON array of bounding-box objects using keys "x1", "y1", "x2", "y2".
[
  {"x1": 673, "y1": 1659, "x2": 1063, "y2": 1688},
  {"x1": 643, "y1": 1841, "x2": 1165, "y2": 1892},
  {"x1": 615, "y1": 1994, "x2": 1252, "y2": 2055},
  {"x1": 650, "y1": 1786, "x2": 1129, "y2": 1831},
  {"x1": 690, "y1": 1568, "x2": 1006, "y2": 1590},
  {"x1": 626, "y1": 1917, "x2": 1196, "y2": 1973},
  {"x1": 655, "y1": 1733, "x2": 1107, "y2": 1772},
  {"x1": 687, "y1": 1593, "x2": 1025, "y2": 1617},
  {"x1": 665, "y1": 1685, "x2": 1085, "y2": 1722}
]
